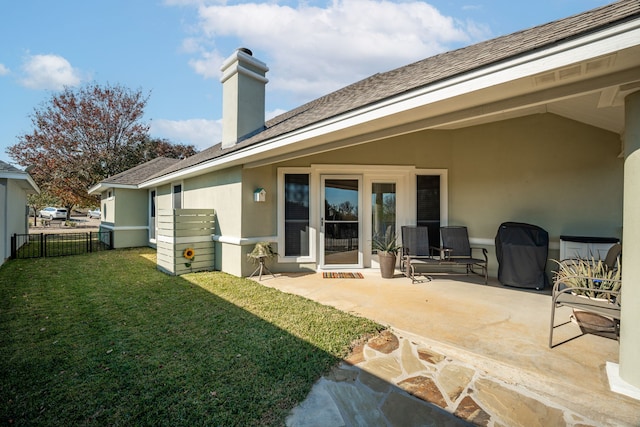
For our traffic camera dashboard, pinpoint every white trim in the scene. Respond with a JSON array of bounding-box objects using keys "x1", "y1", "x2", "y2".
[
  {"x1": 276, "y1": 165, "x2": 449, "y2": 268},
  {"x1": 364, "y1": 174, "x2": 405, "y2": 268},
  {"x1": 88, "y1": 182, "x2": 137, "y2": 195},
  {"x1": 220, "y1": 49, "x2": 269, "y2": 83},
  {"x1": 607, "y1": 362, "x2": 640, "y2": 400},
  {"x1": 320, "y1": 174, "x2": 363, "y2": 269},
  {"x1": 138, "y1": 22, "x2": 640, "y2": 188},
  {"x1": 99, "y1": 224, "x2": 148, "y2": 231},
  {"x1": 469, "y1": 237, "x2": 560, "y2": 251},
  {"x1": 172, "y1": 181, "x2": 184, "y2": 209},
  {"x1": 0, "y1": 171, "x2": 40, "y2": 194},
  {"x1": 148, "y1": 188, "x2": 157, "y2": 242},
  {"x1": 222, "y1": 64, "x2": 269, "y2": 84},
  {"x1": 212, "y1": 234, "x2": 278, "y2": 246},
  {"x1": 277, "y1": 168, "x2": 315, "y2": 263},
  {"x1": 157, "y1": 234, "x2": 214, "y2": 244}
]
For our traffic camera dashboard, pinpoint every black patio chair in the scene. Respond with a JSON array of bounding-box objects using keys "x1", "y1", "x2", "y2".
[
  {"x1": 401, "y1": 226, "x2": 437, "y2": 283},
  {"x1": 440, "y1": 226, "x2": 488, "y2": 284}
]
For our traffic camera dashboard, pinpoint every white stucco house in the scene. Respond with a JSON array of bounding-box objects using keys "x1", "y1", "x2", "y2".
[
  {"x1": 0, "y1": 160, "x2": 40, "y2": 265},
  {"x1": 90, "y1": 1, "x2": 640, "y2": 393}
]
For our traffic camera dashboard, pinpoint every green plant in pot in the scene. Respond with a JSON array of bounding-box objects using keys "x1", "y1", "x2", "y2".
[
  {"x1": 552, "y1": 256, "x2": 621, "y2": 300},
  {"x1": 372, "y1": 228, "x2": 401, "y2": 279}
]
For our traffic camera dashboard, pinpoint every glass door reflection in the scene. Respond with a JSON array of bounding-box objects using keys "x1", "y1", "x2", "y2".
[{"x1": 322, "y1": 177, "x2": 361, "y2": 267}]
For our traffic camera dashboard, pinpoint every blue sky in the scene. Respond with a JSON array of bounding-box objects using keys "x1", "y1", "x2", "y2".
[{"x1": 0, "y1": 0, "x2": 613, "y2": 167}]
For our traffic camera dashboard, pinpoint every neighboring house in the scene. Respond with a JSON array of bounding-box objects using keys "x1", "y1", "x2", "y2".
[
  {"x1": 90, "y1": 1, "x2": 640, "y2": 392},
  {"x1": 89, "y1": 157, "x2": 180, "y2": 248},
  {"x1": 0, "y1": 160, "x2": 40, "y2": 265}
]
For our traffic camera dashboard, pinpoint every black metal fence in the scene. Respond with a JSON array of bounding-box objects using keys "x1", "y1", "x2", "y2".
[{"x1": 11, "y1": 231, "x2": 114, "y2": 259}]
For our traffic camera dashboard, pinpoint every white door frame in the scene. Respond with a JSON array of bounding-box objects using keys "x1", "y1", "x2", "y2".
[{"x1": 320, "y1": 174, "x2": 363, "y2": 269}]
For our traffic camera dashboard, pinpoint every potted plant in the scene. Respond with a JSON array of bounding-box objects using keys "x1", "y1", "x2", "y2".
[
  {"x1": 372, "y1": 228, "x2": 401, "y2": 279},
  {"x1": 552, "y1": 256, "x2": 621, "y2": 334},
  {"x1": 552, "y1": 256, "x2": 621, "y2": 300}
]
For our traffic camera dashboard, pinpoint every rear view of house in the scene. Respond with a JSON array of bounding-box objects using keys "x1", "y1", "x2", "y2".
[{"x1": 90, "y1": 0, "x2": 640, "y2": 394}]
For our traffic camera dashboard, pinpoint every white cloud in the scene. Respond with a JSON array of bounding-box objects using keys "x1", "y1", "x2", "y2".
[
  {"x1": 188, "y1": 50, "x2": 225, "y2": 79},
  {"x1": 19, "y1": 54, "x2": 82, "y2": 90},
  {"x1": 150, "y1": 118, "x2": 221, "y2": 151},
  {"x1": 266, "y1": 108, "x2": 287, "y2": 121},
  {"x1": 0, "y1": 64, "x2": 9, "y2": 76},
  {"x1": 150, "y1": 108, "x2": 285, "y2": 151},
  {"x1": 185, "y1": 0, "x2": 489, "y2": 101}
]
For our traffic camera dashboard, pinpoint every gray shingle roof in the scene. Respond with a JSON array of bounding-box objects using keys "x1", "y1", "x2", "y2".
[
  {"x1": 149, "y1": 0, "x2": 640, "y2": 182},
  {"x1": 0, "y1": 160, "x2": 24, "y2": 174},
  {"x1": 101, "y1": 157, "x2": 180, "y2": 186}
]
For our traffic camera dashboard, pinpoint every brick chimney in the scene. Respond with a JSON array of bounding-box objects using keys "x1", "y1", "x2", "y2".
[{"x1": 220, "y1": 48, "x2": 269, "y2": 149}]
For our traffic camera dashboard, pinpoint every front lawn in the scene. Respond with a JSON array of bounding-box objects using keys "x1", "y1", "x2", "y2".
[{"x1": 0, "y1": 248, "x2": 382, "y2": 426}]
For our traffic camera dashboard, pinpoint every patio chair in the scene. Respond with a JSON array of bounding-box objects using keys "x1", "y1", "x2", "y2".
[
  {"x1": 602, "y1": 243, "x2": 622, "y2": 272},
  {"x1": 549, "y1": 243, "x2": 622, "y2": 347},
  {"x1": 549, "y1": 274, "x2": 621, "y2": 348},
  {"x1": 400, "y1": 226, "x2": 437, "y2": 283},
  {"x1": 440, "y1": 226, "x2": 488, "y2": 284}
]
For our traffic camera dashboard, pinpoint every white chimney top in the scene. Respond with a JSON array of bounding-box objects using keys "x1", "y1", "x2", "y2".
[{"x1": 220, "y1": 48, "x2": 269, "y2": 148}]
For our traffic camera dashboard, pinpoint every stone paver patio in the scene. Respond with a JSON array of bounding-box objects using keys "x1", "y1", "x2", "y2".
[{"x1": 253, "y1": 270, "x2": 640, "y2": 426}]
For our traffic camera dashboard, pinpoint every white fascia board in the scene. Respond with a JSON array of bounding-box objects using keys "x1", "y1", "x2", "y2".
[
  {"x1": 88, "y1": 182, "x2": 138, "y2": 195},
  {"x1": 25, "y1": 175, "x2": 40, "y2": 194},
  {"x1": 140, "y1": 19, "x2": 640, "y2": 188},
  {"x1": 0, "y1": 172, "x2": 41, "y2": 194}
]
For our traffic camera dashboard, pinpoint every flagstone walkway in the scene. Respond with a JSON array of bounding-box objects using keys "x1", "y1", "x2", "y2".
[{"x1": 287, "y1": 329, "x2": 614, "y2": 427}]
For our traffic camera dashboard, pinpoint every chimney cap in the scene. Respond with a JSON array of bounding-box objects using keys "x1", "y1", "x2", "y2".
[{"x1": 237, "y1": 47, "x2": 253, "y2": 56}]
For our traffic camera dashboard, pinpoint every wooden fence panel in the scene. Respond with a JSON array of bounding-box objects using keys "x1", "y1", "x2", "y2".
[{"x1": 156, "y1": 209, "x2": 216, "y2": 275}]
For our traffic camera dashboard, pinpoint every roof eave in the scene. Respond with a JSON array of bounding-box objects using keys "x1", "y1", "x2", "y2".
[
  {"x1": 0, "y1": 171, "x2": 40, "y2": 194},
  {"x1": 140, "y1": 17, "x2": 640, "y2": 187},
  {"x1": 88, "y1": 182, "x2": 139, "y2": 195}
]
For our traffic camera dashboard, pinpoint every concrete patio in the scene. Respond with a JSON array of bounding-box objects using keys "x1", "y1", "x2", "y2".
[{"x1": 252, "y1": 269, "x2": 640, "y2": 426}]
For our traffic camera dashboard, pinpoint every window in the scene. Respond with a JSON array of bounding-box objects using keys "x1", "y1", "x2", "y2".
[
  {"x1": 284, "y1": 174, "x2": 310, "y2": 257},
  {"x1": 371, "y1": 182, "x2": 396, "y2": 253},
  {"x1": 416, "y1": 175, "x2": 441, "y2": 246},
  {"x1": 173, "y1": 184, "x2": 182, "y2": 209},
  {"x1": 150, "y1": 190, "x2": 157, "y2": 240}
]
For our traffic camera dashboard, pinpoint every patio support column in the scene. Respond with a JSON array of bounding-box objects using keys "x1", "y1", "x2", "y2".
[{"x1": 619, "y1": 90, "x2": 640, "y2": 391}]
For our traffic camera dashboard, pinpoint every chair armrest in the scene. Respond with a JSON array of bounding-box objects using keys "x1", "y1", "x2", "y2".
[
  {"x1": 553, "y1": 275, "x2": 621, "y2": 302},
  {"x1": 470, "y1": 247, "x2": 488, "y2": 261},
  {"x1": 430, "y1": 246, "x2": 451, "y2": 259}
]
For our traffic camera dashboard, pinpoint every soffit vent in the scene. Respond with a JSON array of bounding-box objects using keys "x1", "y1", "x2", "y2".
[{"x1": 533, "y1": 54, "x2": 616, "y2": 87}]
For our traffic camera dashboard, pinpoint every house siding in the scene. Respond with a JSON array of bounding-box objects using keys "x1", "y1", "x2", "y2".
[
  {"x1": 180, "y1": 166, "x2": 244, "y2": 276},
  {"x1": 448, "y1": 113, "x2": 622, "y2": 241},
  {"x1": 98, "y1": 113, "x2": 623, "y2": 279},
  {"x1": 101, "y1": 188, "x2": 151, "y2": 248},
  {"x1": 1, "y1": 178, "x2": 29, "y2": 264}
]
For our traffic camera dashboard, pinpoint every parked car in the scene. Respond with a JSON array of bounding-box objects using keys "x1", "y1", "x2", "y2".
[
  {"x1": 87, "y1": 209, "x2": 101, "y2": 219},
  {"x1": 39, "y1": 207, "x2": 68, "y2": 219}
]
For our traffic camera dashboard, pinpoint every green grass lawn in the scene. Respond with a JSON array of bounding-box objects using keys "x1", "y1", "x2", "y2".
[{"x1": 0, "y1": 248, "x2": 382, "y2": 426}]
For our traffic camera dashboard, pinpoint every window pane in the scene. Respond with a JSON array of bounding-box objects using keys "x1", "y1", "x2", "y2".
[
  {"x1": 173, "y1": 185, "x2": 182, "y2": 209},
  {"x1": 417, "y1": 175, "x2": 440, "y2": 246},
  {"x1": 371, "y1": 182, "x2": 396, "y2": 253},
  {"x1": 285, "y1": 174, "x2": 309, "y2": 257},
  {"x1": 150, "y1": 190, "x2": 157, "y2": 240}
]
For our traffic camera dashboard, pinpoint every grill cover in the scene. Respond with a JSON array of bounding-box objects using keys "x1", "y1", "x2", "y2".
[{"x1": 495, "y1": 222, "x2": 549, "y2": 289}]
